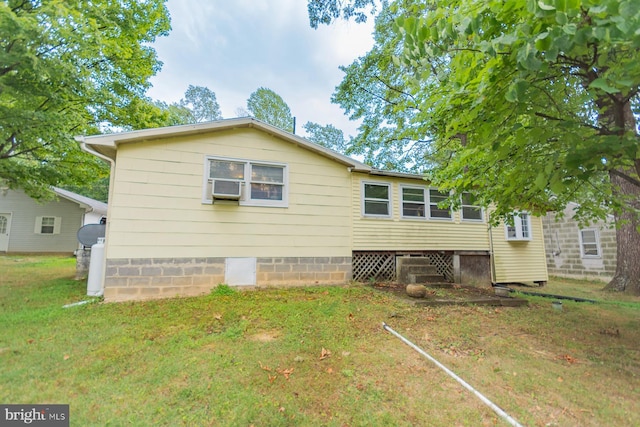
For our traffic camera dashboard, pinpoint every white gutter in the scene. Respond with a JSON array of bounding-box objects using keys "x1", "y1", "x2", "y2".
[{"x1": 76, "y1": 136, "x2": 114, "y2": 297}]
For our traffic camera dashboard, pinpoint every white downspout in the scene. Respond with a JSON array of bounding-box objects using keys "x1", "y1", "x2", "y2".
[
  {"x1": 488, "y1": 212, "x2": 497, "y2": 284},
  {"x1": 77, "y1": 138, "x2": 115, "y2": 297}
]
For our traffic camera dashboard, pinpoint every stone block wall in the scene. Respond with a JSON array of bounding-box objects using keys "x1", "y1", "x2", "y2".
[
  {"x1": 543, "y1": 211, "x2": 617, "y2": 281},
  {"x1": 102, "y1": 256, "x2": 352, "y2": 302},
  {"x1": 104, "y1": 257, "x2": 226, "y2": 301},
  {"x1": 255, "y1": 257, "x2": 352, "y2": 286}
]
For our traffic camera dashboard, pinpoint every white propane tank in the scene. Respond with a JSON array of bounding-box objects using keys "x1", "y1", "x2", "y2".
[{"x1": 87, "y1": 237, "x2": 105, "y2": 296}]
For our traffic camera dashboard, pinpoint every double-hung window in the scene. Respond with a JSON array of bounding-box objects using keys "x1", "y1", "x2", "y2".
[
  {"x1": 429, "y1": 189, "x2": 452, "y2": 219},
  {"x1": 250, "y1": 164, "x2": 285, "y2": 201},
  {"x1": 401, "y1": 186, "x2": 426, "y2": 218},
  {"x1": 362, "y1": 182, "x2": 391, "y2": 217},
  {"x1": 205, "y1": 156, "x2": 287, "y2": 207},
  {"x1": 35, "y1": 216, "x2": 60, "y2": 235},
  {"x1": 579, "y1": 229, "x2": 600, "y2": 257},
  {"x1": 505, "y1": 213, "x2": 531, "y2": 241},
  {"x1": 461, "y1": 192, "x2": 483, "y2": 221}
]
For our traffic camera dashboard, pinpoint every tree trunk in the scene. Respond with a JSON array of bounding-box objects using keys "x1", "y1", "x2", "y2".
[
  {"x1": 605, "y1": 169, "x2": 640, "y2": 295},
  {"x1": 602, "y1": 99, "x2": 640, "y2": 294}
]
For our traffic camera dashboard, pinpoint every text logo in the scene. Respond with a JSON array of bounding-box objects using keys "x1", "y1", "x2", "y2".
[{"x1": 1, "y1": 405, "x2": 69, "y2": 427}]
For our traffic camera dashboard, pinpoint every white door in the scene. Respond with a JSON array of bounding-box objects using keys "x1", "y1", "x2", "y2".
[{"x1": 0, "y1": 213, "x2": 11, "y2": 252}]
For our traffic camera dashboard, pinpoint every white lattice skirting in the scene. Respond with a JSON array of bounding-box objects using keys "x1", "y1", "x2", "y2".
[{"x1": 352, "y1": 251, "x2": 454, "y2": 282}]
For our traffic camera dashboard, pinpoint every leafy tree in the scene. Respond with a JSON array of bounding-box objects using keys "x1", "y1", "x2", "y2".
[
  {"x1": 303, "y1": 122, "x2": 347, "y2": 153},
  {"x1": 153, "y1": 100, "x2": 194, "y2": 126},
  {"x1": 395, "y1": 0, "x2": 640, "y2": 294},
  {"x1": 313, "y1": 0, "x2": 640, "y2": 294},
  {"x1": 179, "y1": 85, "x2": 223, "y2": 123},
  {"x1": 63, "y1": 177, "x2": 109, "y2": 203},
  {"x1": 246, "y1": 87, "x2": 294, "y2": 133},
  {"x1": 331, "y1": 1, "x2": 431, "y2": 171},
  {"x1": 307, "y1": 0, "x2": 376, "y2": 28},
  {"x1": 0, "y1": 0, "x2": 170, "y2": 200},
  {"x1": 62, "y1": 84, "x2": 223, "y2": 201}
]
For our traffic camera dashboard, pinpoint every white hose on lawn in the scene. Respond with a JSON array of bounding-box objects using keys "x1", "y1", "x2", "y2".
[{"x1": 382, "y1": 322, "x2": 524, "y2": 427}]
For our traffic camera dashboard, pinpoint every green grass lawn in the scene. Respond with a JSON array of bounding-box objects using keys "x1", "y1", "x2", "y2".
[{"x1": 1, "y1": 255, "x2": 639, "y2": 426}]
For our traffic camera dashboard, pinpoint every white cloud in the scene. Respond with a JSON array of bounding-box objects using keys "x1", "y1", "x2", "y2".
[{"x1": 147, "y1": 0, "x2": 375, "y2": 137}]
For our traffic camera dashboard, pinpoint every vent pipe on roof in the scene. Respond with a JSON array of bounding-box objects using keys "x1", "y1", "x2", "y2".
[{"x1": 293, "y1": 116, "x2": 296, "y2": 134}]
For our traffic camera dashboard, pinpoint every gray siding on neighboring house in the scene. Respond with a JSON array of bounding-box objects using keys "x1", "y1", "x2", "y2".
[
  {"x1": 0, "y1": 190, "x2": 85, "y2": 253},
  {"x1": 542, "y1": 203, "x2": 617, "y2": 282}
]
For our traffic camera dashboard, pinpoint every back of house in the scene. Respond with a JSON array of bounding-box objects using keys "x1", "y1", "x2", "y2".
[{"x1": 78, "y1": 118, "x2": 548, "y2": 302}]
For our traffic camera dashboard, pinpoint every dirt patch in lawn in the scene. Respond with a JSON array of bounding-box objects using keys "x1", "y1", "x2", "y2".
[
  {"x1": 370, "y1": 282, "x2": 528, "y2": 306},
  {"x1": 248, "y1": 330, "x2": 281, "y2": 342}
]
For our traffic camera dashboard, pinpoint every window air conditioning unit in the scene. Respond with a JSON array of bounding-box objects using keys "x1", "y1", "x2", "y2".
[{"x1": 211, "y1": 179, "x2": 242, "y2": 200}]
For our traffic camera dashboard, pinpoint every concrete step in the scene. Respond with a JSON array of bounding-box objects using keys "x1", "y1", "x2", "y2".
[
  {"x1": 401, "y1": 264, "x2": 438, "y2": 275},
  {"x1": 396, "y1": 257, "x2": 439, "y2": 284},
  {"x1": 409, "y1": 273, "x2": 446, "y2": 284},
  {"x1": 396, "y1": 257, "x2": 435, "y2": 267}
]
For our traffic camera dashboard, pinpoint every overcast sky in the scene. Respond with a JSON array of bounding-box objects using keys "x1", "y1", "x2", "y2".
[{"x1": 146, "y1": 0, "x2": 375, "y2": 138}]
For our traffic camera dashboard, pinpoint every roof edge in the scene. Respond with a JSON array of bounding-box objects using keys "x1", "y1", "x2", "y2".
[{"x1": 76, "y1": 117, "x2": 372, "y2": 171}]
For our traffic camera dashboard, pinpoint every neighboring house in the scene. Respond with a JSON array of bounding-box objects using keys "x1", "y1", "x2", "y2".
[
  {"x1": 77, "y1": 118, "x2": 548, "y2": 302},
  {"x1": 543, "y1": 203, "x2": 617, "y2": 282},
  {"x1": 0, "y1": 187, "x2": 107, "y2": 253}
]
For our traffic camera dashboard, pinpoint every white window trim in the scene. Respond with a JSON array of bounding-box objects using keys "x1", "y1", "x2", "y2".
[
  {"x1": 460, "y1": 193, "x2": 484, "y2": 222},
  {"x1": 579, "y1": 228, "x2": 601, "y2": 258},
  {"x1": 505, "y1": 213, "x2": 532, "y2": 241},
  {"x1": 203, "y1": 155, "x2": 289, "y2": 208},
  {"x1": 428, "y1": 189, "x2": 453, "y2": 221},
  {"x1": 34, "y1": 216, "x2": 61, "y2": 235},
  {"x1": 400, "y1": 185, "x2": 427, "y2": 220},
  {"x1": 361, "y1": 181, "x2": 392, "y2": 218}
]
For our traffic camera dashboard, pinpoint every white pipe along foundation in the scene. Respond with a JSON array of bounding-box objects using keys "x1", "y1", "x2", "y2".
[{"x1": 382, "y1": 322, "x2": 524, "y2": 427}]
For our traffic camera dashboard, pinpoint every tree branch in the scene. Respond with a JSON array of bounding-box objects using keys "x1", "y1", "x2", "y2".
[
  {"x1": 610, "y1": 168, "x2": 640, "y2": 188},
  {"x1": 534, "y1": 112, "x2": 602, "y2": 132},
  {"x1": 372, "y1": 75, "x2": 422, "y2": 112}
]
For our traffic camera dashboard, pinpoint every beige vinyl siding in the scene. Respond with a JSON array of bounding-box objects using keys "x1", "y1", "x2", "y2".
[
  {"x1": 352, "y1": 174, "x2": 490, "y2": 251},
  {"x1": 491, "y1": 215, "x2": 549, "y2": 283},
  {"x1": 106, "y1": 128, "x2": 352, "y2": 259}
]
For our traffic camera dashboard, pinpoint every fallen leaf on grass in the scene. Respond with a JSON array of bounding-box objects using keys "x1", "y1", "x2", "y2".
[
  {"x1": 63, "y1": 354, "x2": 70, "y2": 360},
  {"x1": 259, "y1": 361, "x2": 272, "y2": 372},
  {"x1": 557, "y1": 377, "x2": 564, "y2": 382},
  {"x1": 319, "y1": 347, "x2": 331, "y2": 360},
  {"x1": 348, "y1": 313, "x2": 354, "y2": 321},
  {"x1": 326, "y1": 368, "x2": 334, "y2": 374},
  {"x1": 276, "y1": 367, "x2": 294, "y2": 380},
  {"x1": 426, "y1": 316, "x2": 437, "y2": 321}
]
